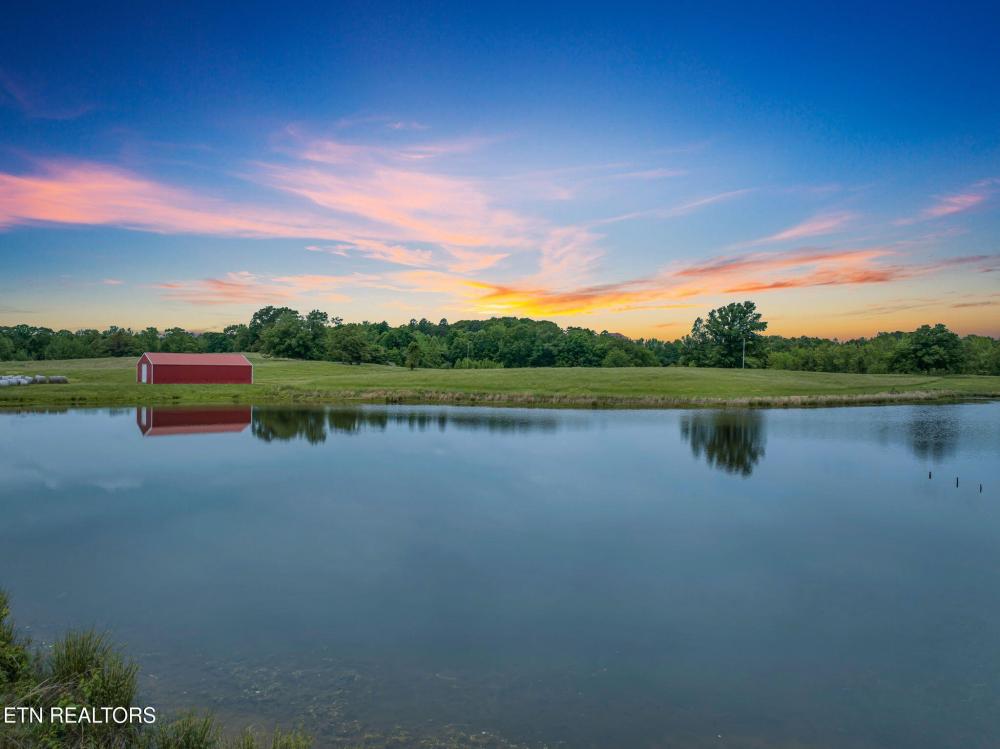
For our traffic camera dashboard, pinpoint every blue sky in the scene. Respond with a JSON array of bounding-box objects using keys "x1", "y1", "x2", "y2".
[{"x1": 1, "y1": 1, "x2": 998, "y2": 337}]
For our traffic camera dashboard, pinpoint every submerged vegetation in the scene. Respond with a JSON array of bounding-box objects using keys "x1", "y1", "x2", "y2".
[
  {"x1": 2, "y1": 302, "x2": 998, "y2": 375},
  {"x1": 1, "y1": 591, "x2": 534, "y2": 748},
  {"x1": 0, "y1": 589, "x2": 311, "y2": 749}
]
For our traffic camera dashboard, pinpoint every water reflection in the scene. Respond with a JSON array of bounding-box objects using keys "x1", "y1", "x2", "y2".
[
  {"x1": 135, "y1": 406, "x2": 251, "y2": 436},
  {"x1": 248, "y1": 407, "x2": 570, "y2": 443},
  {"x1": 134, "y1": 406, "x2": 572, "y2": 443},
  {"x1": 680, "y1": 410, "x2": 766, "y2": 476},
  {"x1": 5, "y1": 402, "x2": 1000, "y2": 748},
  {"x1": 906, "y1": 410, "x2": 960, "y2": 461}
]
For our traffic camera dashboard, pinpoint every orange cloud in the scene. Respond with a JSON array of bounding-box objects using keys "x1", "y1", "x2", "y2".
[{"x1": 389, "y1": 248, "x2": 997, "y2": 318}]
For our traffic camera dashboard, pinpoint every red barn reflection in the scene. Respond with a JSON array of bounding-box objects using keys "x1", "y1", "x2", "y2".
[{"x1": 136, "y1": 406, "x2": 252, "y2": 436}]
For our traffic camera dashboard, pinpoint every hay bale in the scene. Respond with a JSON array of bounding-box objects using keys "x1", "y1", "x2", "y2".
[
  {"x1": 34, "y1": 375, "x2": 48, "y2": 384},
  {"x1": 48, "y1": 375, "x2": 69, "y2": 384}
]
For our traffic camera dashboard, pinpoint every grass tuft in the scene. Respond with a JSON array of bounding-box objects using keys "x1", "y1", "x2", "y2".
[{"x1": 0, "y1": 589, "x2": 313, "y2": 749}]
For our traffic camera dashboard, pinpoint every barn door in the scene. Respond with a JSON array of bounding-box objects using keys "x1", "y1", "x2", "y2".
[{"x1": 141, "y1": 363, "x2": 148, "y2": 383}]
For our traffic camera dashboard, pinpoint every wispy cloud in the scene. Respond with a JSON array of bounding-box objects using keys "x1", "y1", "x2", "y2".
[
  {"x1": 897, "y1": 178, "x2": 999, "y2": 224},
  {"x1": 592, "y1": 188, "x2": 753, "y2": 227},
  {"x1": 611, "y1": 168, "x2": 687, "y2": 180},
  {"x1": 154, "y1": 272, "x2": 294, "y2": 305},
  {"x1": 0, "y1": 69, "x2": 94, "y2": 120},
  {"x1": 0, "y1": 160, "x2": 342, "y2": 237},
  {"x1": 741, "y1": 211, "x2": 857, "y2": 247},
  {"x1": 154, "y1": 271, "x2": 393, "y2": 305},
  {"x1": 951, "y1": 300, "x2": 998, "y2": 308},
  {"x1": 102, "y1": 278, "x2": 124, "y2": 286}
]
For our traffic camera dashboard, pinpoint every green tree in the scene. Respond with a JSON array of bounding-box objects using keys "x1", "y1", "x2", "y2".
[
  {"x1": 703, "y1": 301, "x2": 768, "y2": 368},
  {"x1": 160, "y1": 327, "x2": 200, "y2": 352},
  {"x1": 135, "y1": 327, "x2": 160, "y2": 354},
  {"x1": 44, "y1": 331, "x2": 89, "y2": 359},
  {"x1": 200, "y1": 331, "x2": 235, "y2": 352},
  {"x1": 602, "y1": 348, "x2": 633, "y2": 367},
  {"x1": 891, "y1": 323, "x2": 963, "y2": 373},
  {"x1": 258, "y1": 313, "x2": 314, "y2": 359},
  {"x1": 327, "y1": 324, "x2": 375, "y2": 364},
  {"x1": 0, "y1": 334, "x2": 17, "y2": 361},
  {"x1": 679, "y1": 317, "x2": 713, "y2": 366},
  {"x1": 247, "y1": 306, "x2": 300, "y2": 349},
  {"x1": 961, "y1": 335, "x2": 1000, "y2": 375},
  {"x1": 223, "y1": 323, "x2": 253, "y2": 351},
  {"x1": 405, "y1": 340, "x2": 423, "y2": 369},
  {"x1": 304, "y1": 310, "x2": 328, "y2": 356}
]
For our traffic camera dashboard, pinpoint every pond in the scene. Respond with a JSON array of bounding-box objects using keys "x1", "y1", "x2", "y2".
[{"x1": 1, "y1": 403, "x2": 999, "y2": 748}]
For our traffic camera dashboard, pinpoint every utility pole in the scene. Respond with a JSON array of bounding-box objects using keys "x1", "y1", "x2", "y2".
[{"x1": 742, "y1": 338, "x2": 746, "y2": 369}]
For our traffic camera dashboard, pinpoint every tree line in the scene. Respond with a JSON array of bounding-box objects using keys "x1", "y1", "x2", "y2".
[{"x1": 1, "y1": 301, "x2": 997, "y2": 374}]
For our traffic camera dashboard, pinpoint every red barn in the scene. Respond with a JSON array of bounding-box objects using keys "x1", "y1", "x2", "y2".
[{"x1": 136, "y1": 353, "x2": 253, "y2": 384}]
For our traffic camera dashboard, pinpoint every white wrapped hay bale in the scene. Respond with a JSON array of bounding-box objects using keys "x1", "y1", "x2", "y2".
[{"x1": 49, "y1": 375, "x2": 69, "y2": 384}]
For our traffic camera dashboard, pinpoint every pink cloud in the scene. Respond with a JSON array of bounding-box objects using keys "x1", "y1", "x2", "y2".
[
  {"x1": 154, "y1": 271, "x2": 396, "y2": 305},
  {"x1": 0, "y1": 160, "x2": 345, "y2": 238},
  {"x1": 898, "y1": 178, "x2": 999, "y2": 224},
  {"x1": 743, "y1": 211, "x2": 857, "y2": 246},
  {"x1": 153, "y1": 272, "x2": 292, "y2": 306},
  {"x1": 593, "y1": 189, "x2": 753, "y2": 226},
  {"x1": 923, "y1": 192, "x2": 986, "y2": 218},
  {"x1": 445, "y1": 246, "x2": 510, "y2": 273}
]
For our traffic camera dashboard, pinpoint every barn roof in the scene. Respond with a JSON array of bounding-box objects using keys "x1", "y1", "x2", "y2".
[{"x1": 141, "y1": 353, "x2": 252, "y2": 366}]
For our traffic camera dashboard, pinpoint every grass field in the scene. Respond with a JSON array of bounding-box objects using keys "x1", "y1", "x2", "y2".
[{"x1": 1, "y1": 355, "x2": 999, "y2": 409}]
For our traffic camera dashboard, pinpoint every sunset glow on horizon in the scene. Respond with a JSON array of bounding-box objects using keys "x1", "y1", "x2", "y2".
[{"x1": 2, "y1": 3, "x2": 998, "y2": 340}]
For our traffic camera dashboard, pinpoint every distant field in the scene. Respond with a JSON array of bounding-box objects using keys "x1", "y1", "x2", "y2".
[{"x1": 1, "y1": 355, "x2": 999, "y2": 409}]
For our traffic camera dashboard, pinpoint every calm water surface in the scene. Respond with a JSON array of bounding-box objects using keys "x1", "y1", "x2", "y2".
[{"x1": 1, "y1": 403, "x2": 999, "y2": 748}]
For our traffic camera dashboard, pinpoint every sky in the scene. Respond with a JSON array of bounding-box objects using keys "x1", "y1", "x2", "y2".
[{"x1": 1, "y1": 1, "x2": 998, "y2": 340}]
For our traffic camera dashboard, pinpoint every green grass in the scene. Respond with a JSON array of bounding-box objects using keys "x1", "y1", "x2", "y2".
[
  {"x1": 0, "y1": 588, "x2": 312, "y2": 749},
  {"x1": 1, "y1": 354, "x2": 999, "y2": 409}
]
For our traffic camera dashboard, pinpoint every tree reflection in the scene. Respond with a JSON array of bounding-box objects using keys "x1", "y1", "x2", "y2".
[
  {"x1": 680, "y1": 410, "x2": 766, "y2": 477},
  {"x1": 251, "y1": 408, "x2": 322, "y2": 443},
  {"x1": 249, "y1": 407, "x2": 566, "y2": 443},
  {"x1": 905, "y1": 409, "x2": 959, "y2": 461}
]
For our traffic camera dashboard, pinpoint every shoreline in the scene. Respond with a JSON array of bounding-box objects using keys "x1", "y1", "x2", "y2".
[
  {"x1": 2, "y1": 356, "x2": 999, "y2": 411},
  {"x1": 0, "y1": 387, "x2": 996, "y2": 411}
]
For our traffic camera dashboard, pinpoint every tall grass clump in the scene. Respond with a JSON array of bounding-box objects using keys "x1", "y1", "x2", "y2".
[{"x1": 0, "y1": 589, "x2": 312, "y2": 749}]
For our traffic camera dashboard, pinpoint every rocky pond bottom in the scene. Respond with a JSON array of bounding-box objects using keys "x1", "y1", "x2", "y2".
[{"x1": 1, "y1": 403, "x2": 998, "y2": 748}]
